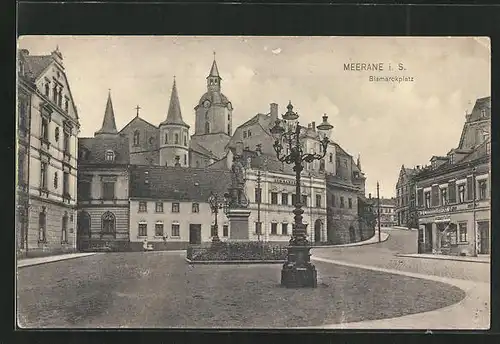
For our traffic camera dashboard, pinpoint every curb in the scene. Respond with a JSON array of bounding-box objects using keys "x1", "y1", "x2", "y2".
[
  {"x1": 395, "y1": 253, "x2": 490, "y2": 264},
  {"x1": 185, "y1": 258, "x2": 285, "y2": 265},
  {"x1": 311, "y1": 232, "x2": 390, "y2": 248},
  {"x1": 17, "y1": 253, "x2": 99, "y2": 269}
]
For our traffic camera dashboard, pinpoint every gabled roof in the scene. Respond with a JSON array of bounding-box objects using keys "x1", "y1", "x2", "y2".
[
  {"x1": 78, "y1": 135, "x2": 129, "y2": 165},
  {"x1": 190, "y1": 141, "x2": 218, "y2": 159},
  {"x1": 129, "y1": 165, "x2": 231, "y2": 202},
  {"x1": 160, "y1": 79, "x2": 189, "y2": 127},
  {"x1": 23, "y1": 55, "x2": 53, "y2": 79},
  {"x1": 119, "y1": 115, "x2": 158, "y2": 134},
  {"x1": 95, "y1": 92, "x2": 118, "y2": 136}
]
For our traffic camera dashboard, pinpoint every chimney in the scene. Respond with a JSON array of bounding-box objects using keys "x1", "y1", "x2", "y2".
[
  {"x1": 369, "y1": 193, "x2": 372, "y2": 199},
  {"x1": 312, "y1": 121, "x2": 316, "y2": 131},
  {"x1": 270, "y1": 103, "x2": 278, "y2": 124},
  {"x1": 308, "y1": 123, "x2": 312, "y2": 129}
]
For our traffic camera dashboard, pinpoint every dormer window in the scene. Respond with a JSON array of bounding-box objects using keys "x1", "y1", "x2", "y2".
[
  {"x1": 481, "y1": 109, "x2": 486, "y2": 117},
  {"x1": 105, "y1": 150, "x2": 115, "y2": 161}
]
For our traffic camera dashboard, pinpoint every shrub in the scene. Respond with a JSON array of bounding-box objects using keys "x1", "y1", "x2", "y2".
[{"x1": 188, "y1": 242, "x2": 288, "y2": 261}]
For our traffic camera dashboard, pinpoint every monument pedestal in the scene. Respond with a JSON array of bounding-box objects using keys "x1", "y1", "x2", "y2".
[
  {"x1": 227, "y1": 208, "x2": 251, "y2": 240},
  {"x1": 281, "y1": 245, "x2": 317, "y2": 288}
]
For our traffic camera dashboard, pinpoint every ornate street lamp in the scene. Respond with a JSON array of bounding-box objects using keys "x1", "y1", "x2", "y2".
[
  {"x1": 208, "y1": 192, "x2": 230, "y2": 243},
  {"x1": 270, "y1": 101, "x2": 333, "y2": 288}
]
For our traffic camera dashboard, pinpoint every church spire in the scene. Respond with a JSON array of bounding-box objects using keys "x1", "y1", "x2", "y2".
[
  {"x1": 95, "y1": 90, "x2": 118, "y2": 136},
  {"x1": 160, "y1": 77, "x2": 189, "y2": 128},
  {"x1": 206, "y1": 53, "x2": 222, "y2": 92}
]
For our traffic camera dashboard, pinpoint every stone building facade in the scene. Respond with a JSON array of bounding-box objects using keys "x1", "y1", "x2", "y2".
[
  {"x1": 414, "y1": 96, "x2": 491, "y2": 256},
  {"x1": 17, "y1": 47, "x2": 80, "y2": 257},
  {"x1": 395, "y1": 165, "x2": 418, "y2": 228},
  {"x1": 77, "y1": 92, "x2": 131, "y2": 251}
]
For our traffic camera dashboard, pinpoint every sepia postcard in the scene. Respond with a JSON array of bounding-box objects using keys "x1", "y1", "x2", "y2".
[{"x1": 16, "y1": 36, "x2": 490, "y2": 329}]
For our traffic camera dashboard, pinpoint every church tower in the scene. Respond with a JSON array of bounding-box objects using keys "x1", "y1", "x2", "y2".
[
  {"x1": 159, "y1": 78, "x2": 190, "y2": 167},
  {"x1": 191, "y1": 54, "x2": 233, "y2": 160},
  {"x1": 95, "y1": 90, "x2": 118, "y2": 138}
]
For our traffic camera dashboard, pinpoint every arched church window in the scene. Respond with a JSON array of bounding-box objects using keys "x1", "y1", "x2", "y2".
[
  {"x1": 205, "y1": 122, "x2": 210, "y2": 134},
  {"x1": 228, "y1": 124, "x2": 231, "y2": 136},
  {"x1": 329, "y1": 153, "x2": 333, "y2": 163},
  {"x1": 101, "y1": 211, "x2": 115, "y2": 234},
  {"x1": 184, "y1": 135, "x2": 187, "y2": 146},
  {"x1": 175, "y1": 133, "x2": 179, "y2": 144},
  {"x1": 165, "y1": 133, "x2": 168, "y2": 144},
  {"x1": 133, "y1": 130, "x2": 140, "y2": 146}
]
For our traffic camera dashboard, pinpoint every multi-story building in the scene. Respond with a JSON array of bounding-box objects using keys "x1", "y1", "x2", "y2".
[
  {"x1": 77, "y1": 92, "x2": 130, "y2": 251},
  {"x1": 395, "y1": 165, "x2": 418, "y2": 228},
  {"x1": 128, "y1": 165, "x2": 231, "y2": 250},
  {"x1": 370, "y1": 196, "x2": 396, "y2": 228},
  {"x1": 17, "y1": 47, "x2": 80, "y2": 257},
  {"x1": 414, "y1": 96, "x2": 490, "y2": 256}
]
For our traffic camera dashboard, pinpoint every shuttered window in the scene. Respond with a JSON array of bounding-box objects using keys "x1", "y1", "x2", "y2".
[
  {"x1": 431, "y1": 185, "x2": 439, "y2": 207},
  {"x1": 466, "y1": 176, "x2": 473, "y2": 201},
  {"x1": 448, "y1": 181, "x2": 456, "y2": 203}
]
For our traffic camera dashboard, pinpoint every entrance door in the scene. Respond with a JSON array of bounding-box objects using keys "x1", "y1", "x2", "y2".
[
  {"x1": 478, "y1": 221, "x2": 490, "y2": 254},
  {"x1": 77, "y1": 212, "x2": 91, "y2": 251},
  {"x1": 314, "y1": 219, "x2": 322, "y2": 243},
  {"x1": 189, "y1": 224, "x2": 202, "y2": 245},
  {"x1": 423, "y1": 223, "x2": 433, "y2": 253}
]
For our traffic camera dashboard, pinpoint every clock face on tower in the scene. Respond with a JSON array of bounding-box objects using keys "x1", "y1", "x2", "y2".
[
  {"x1": 204, "y1": 100, "x2": 211, "y2": 108},
  {"x1": 227, "y1": 102, "x2": 232, "y2": 111}
]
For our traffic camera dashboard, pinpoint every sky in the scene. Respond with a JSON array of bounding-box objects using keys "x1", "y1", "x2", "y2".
[{"x1": 18, "y1": 36, "x2": 490, "y2": 198}]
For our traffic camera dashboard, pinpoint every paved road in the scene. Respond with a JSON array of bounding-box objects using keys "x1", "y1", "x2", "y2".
[{"x1": 312, "y1": 229, "x2": 490, "y2": 283}]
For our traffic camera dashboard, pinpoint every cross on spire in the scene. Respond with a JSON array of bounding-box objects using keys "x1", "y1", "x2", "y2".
[{"x1": 135, "y1": 105, "x2": 141, "y2": 117}]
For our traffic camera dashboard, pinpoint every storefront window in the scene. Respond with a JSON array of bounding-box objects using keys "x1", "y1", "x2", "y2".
[{"x1": 459, "y1": 222, "x2": 467, "y2": 242}]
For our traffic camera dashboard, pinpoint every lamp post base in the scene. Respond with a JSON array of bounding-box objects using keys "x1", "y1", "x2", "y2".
[{"x1": 280, "y1": 246, "x2": 317, "y2": 288}]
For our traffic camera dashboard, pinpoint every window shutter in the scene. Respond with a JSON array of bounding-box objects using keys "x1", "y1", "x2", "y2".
[
  {"x1": 431, "y1": 185, "x2": 439, "y2": 207},
  {"x1": 417, "y1": 189, "x2": 423, "y2": 207},
  {"x1": 466, "y1": 176, "x2": 473, "y2": 201},
  {"x1": 448, "y1": 181, "x2": 456, "y2": 203}
]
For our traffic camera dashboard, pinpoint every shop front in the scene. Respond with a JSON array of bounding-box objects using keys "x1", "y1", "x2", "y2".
[{"x1": 417, "y1": 202, "x2": 489, "y2": 257}]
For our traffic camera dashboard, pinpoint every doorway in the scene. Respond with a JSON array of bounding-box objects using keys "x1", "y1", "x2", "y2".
[
  {"x1": 422, "y1": 223, "x2": 433, "y2": 253},
  {"x1": 77, "y1": 211, "x2": 91, "y2": 251},
  {"x1": 189, "y1": 224, "x2": 202, "y2": 245},
  {"x1": 314, "y1": 219, "x2": 322, "y2": 243},
  {"x1": 478, "y1": 221, "x2": 490, "y2": 254}
]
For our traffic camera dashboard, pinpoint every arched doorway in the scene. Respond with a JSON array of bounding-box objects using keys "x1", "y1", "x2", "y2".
[
  {"x1": 77, "y1": 211, "x2": 91, "y2": 251},
  {"x1": 314, "y1": 219, "x2": 322, "y2": 243}
]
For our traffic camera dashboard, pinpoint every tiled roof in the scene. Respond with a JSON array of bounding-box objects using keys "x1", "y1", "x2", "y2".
[
  {"x1": 160, "y1": 79, "x2": 189, "y2": 127},
  {"x1": 190, "y1": 141, "x2": 218, "y2": 159},
  {"x1": 78, "y1": 135, "x2": 129, "y2": 165},
  {"x1": 377, "y1": 198, "x2": 396, "y2": 206},
  {"x1": 23, "y1": 54, "x2": 53, "y2": 79},
  {"x1": 198, "y1": 91, "x2": 230, "y2": 106},
  {"x1": 95, "y1": 92, "x2": 118, "y2": 135},
  {"x1": 129, "y1": 165, "x2": 232, "y2": 202}
]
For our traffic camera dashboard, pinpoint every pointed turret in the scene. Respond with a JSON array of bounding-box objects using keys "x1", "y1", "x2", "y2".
[
  {"x1": 95, "y1": 90, "x2": 118, "y2": 136},
  {"x1": 206, "y1": 53, "x2": 222, "y2": 92},
  {"x1": 160, "y1": 78, "x2": 189, "y2": 128},
  {"x1": 208, "y1": 59, "x2": 220, "y2": 78}
]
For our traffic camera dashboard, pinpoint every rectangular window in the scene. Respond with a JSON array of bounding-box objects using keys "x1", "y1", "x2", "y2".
[
  {"x1": 348, "y1": 198, "x2": 352, "y2": 209},
  {"x1": 302, "y1": 195, "x2": 307, "y2": 206},
  {"x1": 271, "y1": 223, "x2": 278, "y2": 235},
  {"x1": 448, "y1": 181, "x2": 456, "y2": 203},
  {"x1": 18, "y1": 153, "x2": 25, "y2": 185},
  {"x1": 458, "y1": 185, "x2": 466, "y2": 203},
  {"x1": 330, "y1": 194, "x2": 336, "y2": 207},
  {"x1": 174, "y1": 134, "x2": 179, "y2": 144},
  {"x1": 466, "y1": 176, "x2": 473, "y2": 201},
  {"x1": 271, "y1": 192, "x2": 278, "y2": 204},
  {"x1": 440, "y1": 188, "x2": 447, "y2": 205},
  {"x1": 63, "y1": 172, "x2": 69, "y2": 197},
  {"x1": 431, "y1": 185, "x2": 439, "y2": 207},
  {"x1": 424, "y1": 192, "x2": 431, "y2": 208},
  {"x1": 138, "y1": 223, "x2": 148, "y2": 237},
  {"x1": 155, "y1": 202, "x2": 163, "y2": 213},
  {"x1": 459, "y1": 222, "x2": 467, "y2": 242},
  {"x1": 138, "y1": 201, "x2": 148, "y2": 212},
  {"x1": 40, "y1": 162, "x2": 47, "y2": 189},
  {"x1": 478, "y1": 180, "x2": 487, "y2": 200},
  {"x1": 282, "y1": 223, "x2": 288, "y2": 235},
  {"x1": 155, "y1": 223, "x2": 164, "y2": 236},
  {"x1": 255, "y1": 188, "x2": 261, "y2": 203},
  {"x1": 340, "y1": 196, "x2": 345, "y2": 208},
  {"x1": 316, "y1": 195, "x2": 322, "y2": 208},
  {"x1": 417, "y1": 189, "x2": 424, "y2": 207},
  {"x1": 61, "y1": 216, "x2": 68, "y2": 243},
  {"x1": 171, "y1": 224, "x2": 180, "y2": 237},
  {"x1": 243, "y1": 131, "x2": 247, "y2": 138},
  {"x1": 78, "y1": 181, "x2": 91, "y2": 200},
  {"x1": 192, "y1": 203, "x2": 199, "y2": 213},
  {"x1": 41, "y1": 118, "x2": 48, "y2": 140},
  {"x1": 282, "y1": 193, "x2": 288, "y2": 205},
  {"x1": 291, "y1": 194, "x2": 296, "y2": 206},
  {"x1": 172, "y1": 203, "x2": 180, "y2": 213},
  {"x1": 223, "y1": 224, "x2": 229, "y2": 237},
  {"x1": 19, "y1": 100, "x2": 28, "y2": 131},
  {"x1": 248, "y1": 130, "x2": 252, "y2": 137},
  {"x1": 102, "y1": 182, "x2": 115, "y2": 200}
]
